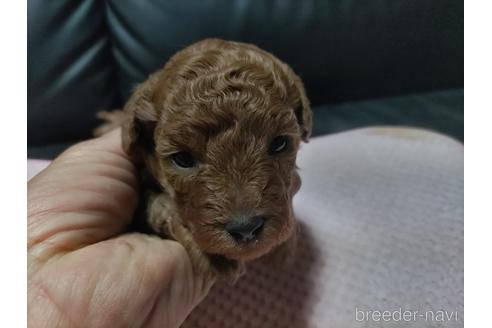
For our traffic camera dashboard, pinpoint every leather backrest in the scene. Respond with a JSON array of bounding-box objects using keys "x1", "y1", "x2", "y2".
[
  {"x1": 28, "y1": 0, "x2": 463, "y2": 146},
  {"x1": 28, "y1": 0, "x2": 116, "y2": 145},
  {"x1": 107, "y1": 0, "x2": 463, "y2": 105}
]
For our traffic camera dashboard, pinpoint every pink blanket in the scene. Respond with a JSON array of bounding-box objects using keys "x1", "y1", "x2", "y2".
[{"x1": 28, "y1": 127, "x2": 464, "y2": 327}]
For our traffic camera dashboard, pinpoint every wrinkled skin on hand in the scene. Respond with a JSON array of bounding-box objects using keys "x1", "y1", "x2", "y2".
[{"x1": 27, "y1": 129, "x2": 214, "y2": 328}]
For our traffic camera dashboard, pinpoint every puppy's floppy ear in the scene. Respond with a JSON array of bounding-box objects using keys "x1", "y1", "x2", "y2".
[
  {"x1": 292, "y1": 76, "x2": 313, "y2": 142},
  {"x1": 122, "y1": 78, "x2": 158, "y2": 162}
]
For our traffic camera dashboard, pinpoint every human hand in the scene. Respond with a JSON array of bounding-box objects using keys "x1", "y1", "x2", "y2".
[{"x1": 28, "y1": 129, "x2": 214, "y2": 328}]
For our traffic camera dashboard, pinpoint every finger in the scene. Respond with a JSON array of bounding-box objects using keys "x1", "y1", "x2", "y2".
[
  {"x1": 90, "y1": 128, "x2": 129, "y2": 156},
  {"x1": 28, "y1": 129, "x2": 139, "y2": 261},
  {"x1": 99, "y1": 235, "x2": 214, "y2": 328},
  {"x1": 29, "y1": 234, "x2": 214, "y2": 327}
]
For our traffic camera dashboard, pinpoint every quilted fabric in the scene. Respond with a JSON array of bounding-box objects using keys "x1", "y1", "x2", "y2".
[{"x1": 182, "y1": 127, "x2": 463, "y2": 327}]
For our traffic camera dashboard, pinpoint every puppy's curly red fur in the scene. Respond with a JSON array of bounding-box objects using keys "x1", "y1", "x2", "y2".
[{"x1": 97, "y1": 39, "x2": 312, "y2": 283}]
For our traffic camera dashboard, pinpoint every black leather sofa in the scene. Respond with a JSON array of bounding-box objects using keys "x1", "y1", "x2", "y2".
[{"x1": 28, "y1": 0, "x2": 463, "y2": 159}]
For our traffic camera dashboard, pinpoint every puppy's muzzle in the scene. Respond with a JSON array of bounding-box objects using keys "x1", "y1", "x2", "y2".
[{"x1": 225, "y1": 215, "x2": 265, "y2": 243}]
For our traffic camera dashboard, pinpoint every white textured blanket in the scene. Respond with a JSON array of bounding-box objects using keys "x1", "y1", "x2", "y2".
[{"x1": 183, "y1": 127, "x2": 463, "y2": 328}]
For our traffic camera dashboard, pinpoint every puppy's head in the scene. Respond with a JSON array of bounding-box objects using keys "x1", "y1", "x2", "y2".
[{"x1": 123, "y1": 39, "x2": 312, "y2": 261}]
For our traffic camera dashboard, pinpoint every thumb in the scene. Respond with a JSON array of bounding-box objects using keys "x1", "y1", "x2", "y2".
[
  {"x1": 90, "y1": 233, "x2": 214, "y2": 327},
  {"x1": 98, "y1": 234, "x2": 215, "y2": 327}
]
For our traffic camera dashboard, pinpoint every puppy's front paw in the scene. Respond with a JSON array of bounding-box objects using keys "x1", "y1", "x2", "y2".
[
  {"x1": 164, "y1": 219, "x2": 246, "y2": 284},
  {"x1": 163, "y1": 220, "x2": 215, "y2": 280},
  {"x1": 209, "y1": 255, "x2": 246, "y2": 284}
]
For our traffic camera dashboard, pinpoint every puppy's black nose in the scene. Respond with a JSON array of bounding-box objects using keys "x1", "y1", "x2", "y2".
[{"x1": 225, "y1": 216, "x2": 265, "y2": 242}]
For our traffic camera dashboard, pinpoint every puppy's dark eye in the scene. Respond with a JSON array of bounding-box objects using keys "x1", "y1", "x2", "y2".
[
  {"x1": 171, "y1": 151, "x2": 196, "y2": 168},
  {"x1": 269, "y1": 136, "x2": 289, "y2": 155}
]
